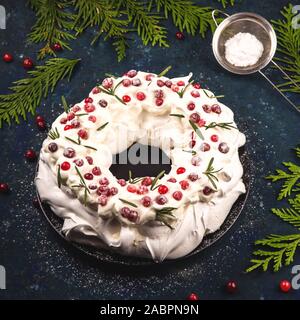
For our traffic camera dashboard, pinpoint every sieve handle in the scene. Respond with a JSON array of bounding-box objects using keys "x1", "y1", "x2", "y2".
[
  {"x1": 212, "y1": 9, "x2": 230, "y2": 27},
  {"x1": 259, "y1": 70, "x2": 300, "y2": 113},
  {"x1": 271, "y1": 60, "x2": 300, "y2": 91}
]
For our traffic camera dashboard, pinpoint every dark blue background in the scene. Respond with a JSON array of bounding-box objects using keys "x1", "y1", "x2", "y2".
[{"x1": 0, "y1": 0, "x2": 299, "y2": 300}]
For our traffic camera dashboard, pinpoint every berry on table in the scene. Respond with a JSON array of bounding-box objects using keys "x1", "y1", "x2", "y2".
[
  {"x1": 118, "y1": 179, "x2": 126, "y2": 186},
  {"x1": 63, "y1": 147, "x2": 76, "y2": 158},
  {"x1": 99, "y1": 99, "x2": 108, "y2": 108},
  {"x1": 188, "y1": 173, "x2": 198, "y2": 182},
  {"x1": 24, "y1": 149, "x2": 37, "y2": 161},
  {"x1": 200, "y1": 142, "x2": 210, "y2": 152},
  {"x1": 157, "y1": 80, "x2": 165, "y2": 87},
  {"x1": 187, "y1": 293, "x2": 199, "y2": 300},
  {"x1": 84, "y1": 173, "x2": 93, "y2": 180},
  {"x1": 193, "y1": 83, "x2": 201, "y2": 89},
  {"x1": 88, "y1": 115, "x2": 96, "y2": 123},
  {"x1": 212, "y1": 104, "x2": 222, "y2": 114},
  {"x1": 85, "y1": 156, "x2": 93, "y2": 165},
  {"x1": 84, "y1": 97, "x2": 93, "y2": 103},
  {"x1": 155, "y1": 98, "x2": 164, "y2": 106},
  {"x1": 23, "y1": 57, "x2": 34, "y2": 69},
  {"x1": 191, "y1": 90, "x2": 200, "y2": 98},
  {"x1": 189, "y1": 113, "x2": 200, "y2": 123},
  {"x1": 177, "y1": 80, "x2": 185, "y2": 86},
  {"x1": 175, "y1": 31, "x2": 185, "y2": 40},
  {"x1": 99, "y1": 177, "x2": 109, "y2": 185},
  {"x1": 73, "y1": 159, "x2": 84, "y2": 167},
  {"x1": 203, "y1": 186, "x2": 212, "y2": 196},
  {"x1": 3, "y1": 53, "x2": 13, "y2": 62},
  {"x1": 127, "y1": 70, "x2": 137, "y2": 78},
  {"x1": 92, "y1": 166, "x2": 101, "y2": 176},
  {"x1": 92, "y1": 87, "x2": 100, "y2": 94},
  {"x1": 84, "y1": 103, "x2": 95, "y2": 113},
  {"x1": 98, "y1": 195, "x2": 108, "y2": 206},
  {"x1": 132, "y1": 78, "x2": 141, "y2": 86},
  {"x1": 122, "y1": 79, "x2": 132, "y2": 87},
  {"x1": 0, "y1": 183, "x2": 9, "y2": 193},
  {"x1": 52, "y1": 43, "x2": 62, "y2": 51},
  {"x1": 226, "y1": 280, "x2": 237, "y2": 293},
  {"x1": 127, "y1": 185, "x2": 137, "y2": 193},
  {"x1": 279, "y1": 280, "x2": 291, "y2": 293},
  {"x1": 202, "y1": 104, "x2": 211, "y2": 113}
]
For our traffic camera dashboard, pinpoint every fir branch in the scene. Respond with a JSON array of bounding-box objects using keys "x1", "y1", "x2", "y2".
[
  {"x1": 217, "y1": 0, "x2": 235, "y2": 9},
  {"x1": 272, "y1": 207, "x2": 300, "y2": 229},
  {"x1": 28, "y1": 0, "x2": 76, "y2": 59},
  {"x1": 0, "y1": 58, "x2": 79, "y2": 127}
]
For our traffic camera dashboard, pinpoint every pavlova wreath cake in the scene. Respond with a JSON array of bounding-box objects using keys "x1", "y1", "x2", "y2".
[{"x1": 36, "y1": 69, "x2": 246, "y2": 262}]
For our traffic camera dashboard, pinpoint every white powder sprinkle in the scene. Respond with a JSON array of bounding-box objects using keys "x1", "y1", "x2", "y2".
[{"x1": 225, "y1": 32, "x2": 264, "y2": 67}]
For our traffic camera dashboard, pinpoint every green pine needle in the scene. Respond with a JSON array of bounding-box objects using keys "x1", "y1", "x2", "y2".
[{"x1": 0, "y1": 58, "x2": 80, "y2": 127}]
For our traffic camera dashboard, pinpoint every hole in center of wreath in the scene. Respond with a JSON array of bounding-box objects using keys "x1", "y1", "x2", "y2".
[{"x1": 110, "y1": 143, "x2": 172, "y2": 181}]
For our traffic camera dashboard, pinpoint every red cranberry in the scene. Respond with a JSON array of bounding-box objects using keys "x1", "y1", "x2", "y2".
[
  {"x1": 92, "y1": 166, "x2": 101, "y2": 176},
  {"x1": 167, "y1": 177, "x2": 177, "y2": 183},
  {"x1": 52, "y1": 43, "x2": 62, "y2": 51},
  {"x1": 73, "y1": 159, "x2": 84, "y2": 167},
  {"x1": 37, "y1": 120, "x2": 47, "y2": 131},
  {"x1": 71, "y1": 119, "x2": 80, "y2": 128},
  {"x1": 92, "y1": 87, "x2": 100, "y2": 94},
  {"x1": 102, "y1": 78, "x2": 113, "y2": 89},
  {"x1": 61, "y1": 161, "x2": 70, "y2": 171},
  {"x1": 177, "y1": 80, "x2": 185, "y2": 86},
  {"x1": 137, "y1": 186, "x2": 149, "y2": 195},
  {"x1": 67, "y1": 112, "x2": 75, "y2": 121},
  {"x1": 173, "y1": 191, "x2": 183, "y2": 201},
  {"x1": 122, "y1": 95, "x2": 131, "y2": 103},
  {"x1": 132, "y1": 78, "x2": 141, "y2": 86},
  {"x1": 200, "y1": 142, "x2": 210, "y2": 152},
  {"x1": 127, "y1": 185, "x2": 137, "y2": 193},
  {"x1": 99, "y1": 177, "x2": 109, "y2": 185},
  {"x1": 157, "y1": 80, "x2": 165, "y2": 87},
  {"x1": 88, "y1": 115, "x2": 96, "y2": 123},
  {"x1": 3, "y1": 53, "x2": 13, "y2": 62},
  {"x1": 88, "y1": 183, "x2": 97, "y2": 190},
  {"x1": 158, "y1": 185, "x2": 168, "y2": 194},
  {"x1": 219, "y1": 142, "x2": 229, "y2": 154},
  {"x1": 72, "y1": 105, "x2": 81, "y2": 113},
  {"x1": 189, "y1": 140, "x2": 196, "y2": 148},
  {"x1": 84, "y1": 173, "x2": 93, "y2": 180},
  {"x1": 198, "y1": 119, "x2": 206, "y2": 127},
  {"x1": 193, "y1": 83, "x2": 201, "y2": 89},
  {"x1": 85, "y1": 156, "x2": 93, "y2": 164},
  {"x1": 188, "y1": 173, "x2": 198, "y2": 182},
  {"x1": 97, "y1": 186, "x2": 110, "y2": 196},
  {"x1": 127, "y1": 210, "x2": 138, "y2": 223},
  {"x1": 60, "y1": 117, "x2": 67, "y2": 124},
  {"x1": 63, "y1": 147, "x2": 75, "y2": 158},
  {"x1": 280, "y1": 280, "x2": 291, "y2": 293},
  {"x1": 35, "y1": 115, "x2": 44, "y2": 123},
  {"x1": 226, "y1": 280, "x2": 237, "y2": 294},
  {"x1": 172, "y1": 85, "x2": 180, "y2": 93},
  {"x1": 127, "y1": 70, "x2": 137, "y2": 78},
  {"x1": 64, "y1": 125, "x2": 72, "y2": 131},
  {"x1": 191, "y1": 90, "x2": 200, "y2": 98},
  {"x1": 179, "y1": 180, "x2": 189, "y2": 190},
  {"x1": 189, "y1": 113, "x2": 200, "y2": 123},
  {"x1": 176, "y1": 167, "x2": 186, "y2": 174},
  {"x1": 84, "y1": 103, "x2": 95, "y2": 113},
  {"x1": 155, "y1": 98, "x2": 164, "y2": 106},
  {"x1": 203, "y1": 186, "x2": 212, "y2": 195},
  {"x1": 211, "y1": 104, "x2": 221, "y2": 114},
  {"x1": 187, "y1": 293, "x2": 199, "y2": 300},
  {"x1": 0, "y1": 183, "x2": 9, "y2": 193},
  {"x1": 84, "y1": 97, "x2": 93, "y2": 103},
  {"x1": 122, "y1": 79, "x2": 132, "y2": 87},
  {"x1": 211, "y1": 134, "x2": 219, "y2": 142},
  {"x1": 202, "y1": 104, "x2": 211, "y2": 113},
  {"x1": 98, "y1": 195, "x2": 108, "y2": 206},
  {"x1": 24, "y1": 149, "x2": 37, "y2": 161},
  {"x1": 154, "y1": 89, "x2": 164, "y2": 98},
  {"x1": 165, "y1": 80, "x2": 172, "y2": 88},
  {"x1": 118, "y1": 179, "x2": 126, "y2": 186},
  {"x1": 23, "y1": 57, "x2": 34, "y2": 69},
  {"x1": 48, "y1": 142, "x2": 58, "y2": 152},
  {"x1": 191, "y1": 156, "x2": 201, "y2": 166},
  {"x1": 141, "y1": 196, "x2": 152, "y2": 207},
  {"x1": 110, "y1": 187, "x2": 118, "y2": 195},
  {"x1": 142, "y1": 177, "x2": 152, "y2": 186},
  {"x1": 145, "y1": 74, "x2": 154, "y2": 81},
  {"x1": 187, "y1": 102, "x2": 195, "y2": 111},
  {"x1": 99, "y1": 99, "x2": 108, "y2": 108},
  {"x1": 136, "y1": 92, "x2": 146, "y2": 101},
  {"x1": 120, "y1": 206, "x2": 131, "y2": 217},
  {"x1": 175, "y1": 31, "x2": 185, "y2": 40},
  {"x1": 155, "y1": 195, "x2": 168, "y2": 205},
  {"x1": 77, "y1": 129, "x2": 88, "y2": 140}
]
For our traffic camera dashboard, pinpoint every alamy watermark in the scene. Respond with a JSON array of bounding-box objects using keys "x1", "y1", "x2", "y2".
[
  {"x1": 292, "y1": 5, "x2": 300, "y2": 29},
  {"x1": 0, "y1": 265, "x2": 5, "y2": 289},
  {"x1": 0, "y1": 5, "x2": 5, "y2": 29}
]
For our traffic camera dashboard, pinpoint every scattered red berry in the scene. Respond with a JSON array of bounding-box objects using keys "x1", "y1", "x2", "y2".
[
  {"x1": 102, "y1": 78, "x2": 113, "y2": 89},
  {"x1": 142, "y1": 176, "x2": 152, "y2": 186},
  {"x1": 155, "y1": 98, "x2": 164, "y2": 106},
  {"x1": 84, "y1": 97, "x2": 93, "y2": 103},
  {"x1": 211, "y1": 104, "x2": 221, "y2": 114},
  {"x1": 155, "y1": 195, "x2": 168, "y2": 205},
  {"x1": 127, "y1": 70, "x2": 137, "y2": 78},
  {"x1": 3, "y1": 53, "x2": 13, "y2": 62},
  {"x1": 202, "y1": 104, "x2": 212, "y2": 113},
  {"x1": 37, "y1": 120, "x2": 46, "y2": 131},
  {"x1": 23, "y1": 57, "x2": 34, "y2": 69},
  {"x1": 24, "y1": 149, "x2": 37, "y2": 161},
  {"x1": 193, "y1": 83, "x2": 201, "y2": 89},
  {"x1": 136, "y1": 92, "x2": 146, "y2": 101},
  {"x1": 188, "y1": 173, "x2": 198, "y2": 182},
  {"x1": 175, "y1": 31, "x2": 185, "y2": 40},
  {"x1": 77, "y1": 129, "x2": 88, "y2": 140},
  {"x1": 92, "y1": 166, "x2": 101, "y2": 176},
  {"x1": 187, "y1": 102, "x2": 196, "y2": 111},
  {"x1": 141, "y1": 196, "x2": 152, "y2": 207},
  {"x1": 279, "y1": 280, "x2": 291, "y2": 293},
  {"x1": 52, "y1": 43, "x2": 62, "y2": 51},
  {"x1": 122, "y1": 79, "x2": 132, "y2": 87},
  {"x1": 122, "y1": 95, "x2": 131, "y2": 103},
  {"x1": 158, "y1": 185, "x2": 168, "y2": 194},
  {"x1": 64, "y1": 124, "x2": 73, "y2": 131},
  {"x1": 177, "y1": 80, "x2": 185, "y2": 86},
  {"x1": 179, "y1": 180, "x2": 189, "y2": 190},
  {"x1": 157, "y1": 80, "x2": 165, "y2": 87},
  {"x1": 118, "y1": 179, "x2": 126, "y2": 186},
  {"x1": 191, "y1": 90, "x2": 200, "y2": 98},
  {"x1": 176, "y1": 167, "x2": 186, "y2": 175},
  {"x1": 61, "y1": 162, "x2": 71, "y2": 171},
  {"x1": 173, "y1": 191, "x2": 183, "y2": 201},
  {"x1": 167, "y1": 177, "x2": 177, "y2": 183},
  {"x1": 218, "y1": 142, "x2": 229, "y2": 154},
  {"x1": 0, "y1": 183, "x2": 9, "y2": 193},
  {"x1": 189, "y1": 113, "x2": 201, "y2": 123},
  {"x1": 203, "y1": 186, "x2": 212, "y2": 196},
  {"x1": 88, "y1": 115, "x2": 97, "y2": 123},
  {"x1": 226, "y1": 280, "x2": 237, "y2": 294},
  {"x1": 145, "y1": 74, "x2": 154, "y2": 81},
  {"x1": 127, "y1": 185, "x2": 137, "y2": 193},
  {"x1": 211, "y1": 134, "x2": 219, "y2": 142},
  {"x1": 189, "y1": 140, "x2": 196, "y2": 148},
  {"x1": 92, "y1": 87, "x2": 100, "y2": 94},
  {"x1": 86, "y1": 156, "x2": 93, "y2": 165},
  {"x1": 187, "y1": 293, "x2": 199, "y2": 300},
  {"x1": 84, "y1": 173, "x2": 93, "y2": 180},
  {"x1": 200, "y1": 142, "x2": 210, "y2": 152}
]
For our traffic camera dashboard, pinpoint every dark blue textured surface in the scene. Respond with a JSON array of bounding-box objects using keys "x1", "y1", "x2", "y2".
[{"x1": 0, "y1": 0, "x2": 299, "y2": 300}]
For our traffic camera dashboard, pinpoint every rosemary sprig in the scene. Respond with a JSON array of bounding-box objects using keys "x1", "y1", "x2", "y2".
[
  {"x1": 177, "y1": 80, "x2": 194, "y2": 98},
  {"x1": 189, "y1": 120, "x2": 204, "y2": 140},
  {"x1": 155, "y1": 207, "x2": 177, "y2": 229},
  {"x1": 169, "y1": 113, "x2": 185, "y2": 118},
  {"x1": 150, "y1": 170, "x2": 165, "y2": 191},
  {"x1": 48, "y1": 127, "x2": 60, "y2": 140},
  {"x1": 75, "y1": 113, "x2": 88, "y2": 117},
  {"x1": 182, "y1": 149, "x2": 197, "y2": 156},
  {"x1": 61, "y1": 95, "x2": 70, "y2": 114},
  {"x1": 205, "y1": 122, "x2": 237, "y2": 130},
  {"x1": 119, "y1": 198, "x2": 138, "y2": 208},
  {"x1": 98, "y1": 81, "x2": 125, "y2": 105},
  {"x1": 202, "y1": 157, "x2": 222, "y2": 190},
  {"x1": 65, "y1": 136, "x2": 97, "y2": 151},
  {"x1": 128, "y1": 170, "x2": 143, "y2": 184},
  {"x1": 97, "y1": 122, "x2": 109, "y2": 131},
  {"x1": 157, "y1": 65, "x2": 172, "y2": 77},
  {"x1": 57, "y1": 164, "x2": 62, "y2": 188},
  {"x1": 73, "y1": 165, "x2": 91, "y2": 206},
  {"x1": 203, "y1": 89, "x2": 225, "y2": 99}
]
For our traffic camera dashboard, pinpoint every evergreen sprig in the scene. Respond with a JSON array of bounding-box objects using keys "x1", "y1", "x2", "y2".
[
  {"x1": 155, "y1": 207, "x2": 177, "y2": 229},
  {"x1": 203, "y1": 157, "x2": 222, "y2": 189},
  {"x1": 0, "y1": 58, "x2": 80, "y2": 127}
]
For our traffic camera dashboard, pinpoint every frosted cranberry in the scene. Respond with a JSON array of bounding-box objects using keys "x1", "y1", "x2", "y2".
[
  {"x1": 84, "y1": 173, "x2": 93, "y2": 180},
  {"x1": 191, "y1": 90, "x2": 200, "y2": 98},
  {"x1": 179, "y1": 180, "x2": 189, "y2": 190},
  {"x1": 191, "y1": 156, "x2": 201, "y2": 166},
  {"x1": 127, "y1": 70, "x2": 137, "y2": 78},
  {"x1": 88, "y1": 115, "x2": 96, "y2": 123},
  {"x1": 193, "y1": 83, "x2": 201, "y2": 89},
  {"x1": 176, "y1": 167, "x2": 186, "y2": 175},
  {"x1": 177, "y1": 80, "x2": 185, "y2": 86},
  {"x1": 48, "y1": 142, "x2": 58, "y2": 152},
  {"x1": 99, "y1": 177, "x2": 109, "y2": 185},
  {"x1": 120, "y1": 207, "x2": 131, "y2": 218},
  {"x1": 23, "y1": 57, "x2": 34, "y2": 69},
  {"x1": 187, "y1": 293, "x2": 199, "y2": 301},
  {"x1": 203, "y1": 186, "x2": 212, "y2": 195},
  {"x1": 60, "y1": 117, "x2": 67, "y2": 124},
  {"x1": 63, "y1": 147, "x2": 76, "y2": 158},
  {"x1": 132, "y1": 78, "x2": 141, "y2": 86},
  {"x1": 189, "y1": 140, "x2": 196, "y2": 148},
  {"x1": 219, "y1": 142, "x2": 229, "y2": 153},
  {"x1": 137, "y1": 186, "x2": 148, "y2": 195},
  {"x1": 24, "y1": 149, "x2": 37, "y2": 161},
  {"x1": 102, "y1": 78, "x2": 113, "y2": 89},
  {"x1": 211, "y1": 134, "x2": 218, "y2": 142},
  {"x1": 3, "y1": 53, "x2": 13, "y2": 62},
  {"x1": 77, "y1": 129, "x2": 88, "y2": 140},
  {"x1": 118, "y1": 179, "x2": 126, "y2": 186},
  {"x1": 280, "y1": 280, "x2": 291, "y2": 293},
  {"x1": 35, "y1": 115, "x2": 44, "y2": 123},
  {"x1": 122, "y1": 79, "x2": 132, "y2": 87},
  {"x1": 98, "y1": 195, "x2": 108, "y2": 206},
  {"x1": 61, "y1": 161, "x2": 70, "y2": 170},
  {"x1": 0, "y1": 183, "x2": 9, "y2": 193},
  {"x1": 99, "y1": 99, "x2": 108, "y2": 108},
  {"x1": 64, "y1": 125, "x2": 72, "y2": 131},
  {"x1": 175, "y1": 31, "x2": 184, "y2": 40},
  {"x1": 84, "y1": 103, "x2": 95, "y2": 113},
  {"x1": 165, "y1": 80, "x2": 172, "y2": 88},
  {"x1": 200, "y1": 142, "x2": 210, "y2": 152},
  {"x1": 142, "y1": 177, "x2": 152, "y2": 186},
  {"x1": 158, "y1": 185, "x2": 168, "y2": 194},
  {"x1": 189, "y1": 113, "x2": 200, "y2": 123},
  {"x1": 72, "y1": 105, "x2": 81, "y2": 113},
  {"x1": 145, "y1": 74, "x2": 154, "y2": 81},
  {"x1": 127, "y1": 210, "x2": 138, "y2": 223},
  {"x1": 136, "y1": 92, "x2": 146, "y2": 101},
  {"x1": 187, "y1": 102, "x2": 196, "y2": 111},
  {"x1": 172, "y1": 191, "x2": 182, "y2": 201},
  {"x1": 157, "y1": 80, "x2": 165, "y2": 87},
  {"x1": 188, "y1": 173, "x2": 199, "y2": 182},
  {"x1": 110, "y1": 187, "x2": 118, "y2": 195},
  {"x1": 52, "y1": 43, "x2": 62, "y2": 51},
  {"x1": 37, "y1": 121, "x2": 47, "y2": 131},
  {"x1": 171, "y1": 84, "x2": 179, "y2": 92},
  {"x1": 97, "y1": 185, "x2": 109, "y2": 195},
  {"x1": 155, "y1": 98, "x2": 164, "y2": 106},
  {"x1": 127, "y1": 185, "x2": 137, "y2": 193},
  {"x1": 84, "y1": 97, "x2": 93, "y2": 103},
  {"x1": 92, "y1": 87, "x2": 100, "y2": 94},
  {"x1": 85, "y1": 156, "x2": 93, "y2": 164},
  {"x1": 202, "y1": 104, "x2": 211, "y2": 113},
  {"x1": 226, "y1": 281, "x2": 238, "y2": 294},
  {"x1": 212, "y1": 104, "x2": 221, "y2": 114},
  {"x1": 141, "y1": 196, "x2": 152, "y2": 207},
  {"x1": 154, "y1": 89, "x2": 164, "y2": 99},
  {"x1": 155, "y1": 195, "x2": 168, "y2": 205},
  {"x1": 198, "y1": 118, "x2": 206, "y2": 127},
  {"x1": 167, "y1": 177, "x2": 177, "y2": 183},
  {"x1": 71, "y1": 119, "x2": 80, "y2": 128},
  {"x1": 67, "y1": 112, "x2": 75, "y2": 121},
  {"x1": 73, "y1": 159, "x2": 83, "y2": 167},
  {"x1": 92, "y1": 166, "x2": 101, "y2": 176},
  {"x1": 122, "y1": 95, "x2": 131, "y2": 103},
  {"x1": 89, "y1": 183, "x2": 97, "y2": 190}
]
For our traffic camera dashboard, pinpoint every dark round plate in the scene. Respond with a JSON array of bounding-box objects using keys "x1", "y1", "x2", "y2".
[{"x1": 36, "y1": 147, "x2": 251, "y2": 266}]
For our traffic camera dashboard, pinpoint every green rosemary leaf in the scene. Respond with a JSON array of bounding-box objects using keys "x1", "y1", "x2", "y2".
[
  {"x1": 182, "y1": 149, "x2": 197, "y2": 156},
  {"x1": 75, "y1": 166, "x2": 90, "y2": 194},
  {"x1": 65, "y1": 136, "x2": 80, "y2": 145},
  {"x1": 57, "y1": 165, "x2": 62, "y2": 188},
  {"x1": 97, "y1": 122, "x2": 109, "y2": 131},
  {"x1": 119, "y1": 198, "x2": 138, "y2": 208},
  {"x1": 205, "y1": 122, "x2": 237, "y2": 130},
  {"x1": 82, "y1": 145, "x2": 97, "y2": 151},
  {"x1": 48, "y1": 127, "x2": 60, "y2": 140},
  {"x1": 158, "y1": 65, "x2": 172, "y2": 77},
  {"x1": 189, "y1": 120, "x2": 204, "y2": 140},
  {"x1": 151, "y1": 170, "x2": 166, "y2": 190},
  {"x1": 75, "y1": 113, "x2": 88, "y2": 117},
  {"x1": 61, "y1": 95, "x2": 70, "y2": 114},
  {"x1": 203, "y1": 89, "x2": 225, "y2": 99},
  {"x1": 169, "y1": 113, "x2": 185, "y2": 118},
  {"x1": 177, "y1": 80, "x2": 194, "y2": 98},
  {"x1": 128, "y1": 170, "x2": 133, "y2": 183}
]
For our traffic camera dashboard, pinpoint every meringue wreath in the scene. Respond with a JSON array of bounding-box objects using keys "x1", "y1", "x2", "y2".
[{"x1": 36, "y1": 69, "x2": 246, "y2": 262}]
